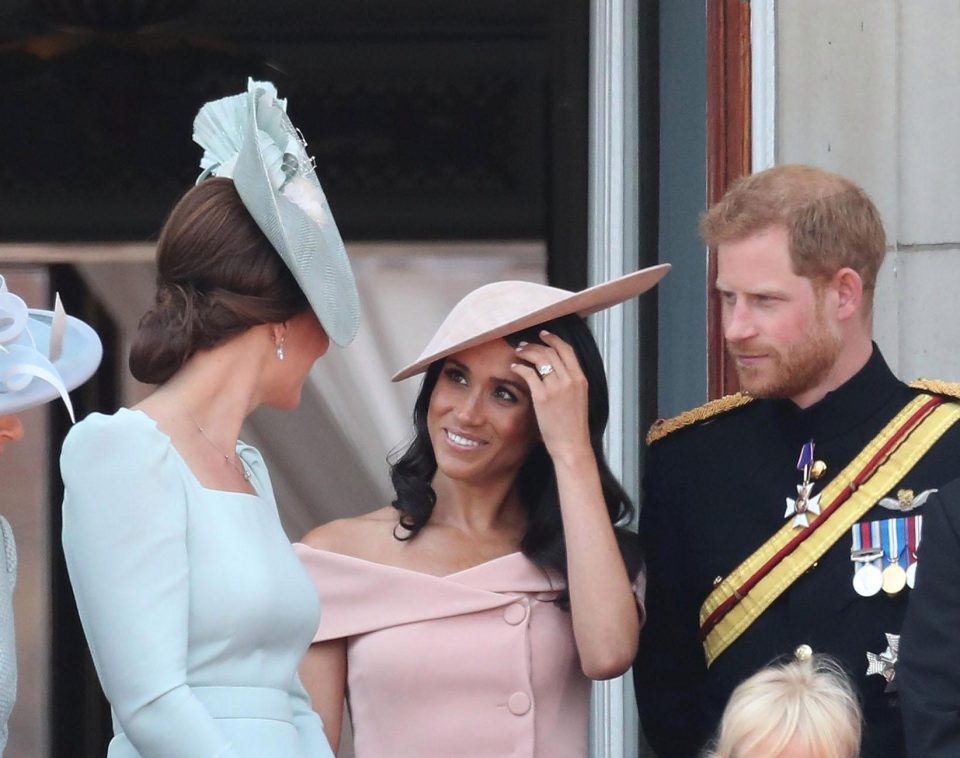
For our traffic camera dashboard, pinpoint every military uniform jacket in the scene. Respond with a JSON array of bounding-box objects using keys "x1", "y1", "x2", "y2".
[{"x1": 633, "y1": 347, "x2": 960, "y2": 758}]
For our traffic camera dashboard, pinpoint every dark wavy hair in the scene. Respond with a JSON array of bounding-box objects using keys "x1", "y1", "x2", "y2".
[
  {"x1": 129, "y1": 178, "x2": 309, "y2": 385},
  {"x1": 389, "y1": 313, "x2": 642, "y2": 605}
]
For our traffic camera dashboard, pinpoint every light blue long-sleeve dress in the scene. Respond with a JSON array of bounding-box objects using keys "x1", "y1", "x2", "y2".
[{"x1": 60, "y1": 409, "x2": 332, "y2": 758}]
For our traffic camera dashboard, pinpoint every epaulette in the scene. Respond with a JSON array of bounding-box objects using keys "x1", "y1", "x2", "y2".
[
  {"x1": 910, "y1": 379, "x2": 960, "y2": 402},
  {"x1": 646, "y1": 392, "x2": 754, "y2": 445}
]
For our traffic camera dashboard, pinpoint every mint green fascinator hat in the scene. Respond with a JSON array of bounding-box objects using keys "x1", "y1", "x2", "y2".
[
  {"x1": 0, "y1": 275, "x2": 103, "y2": 421},
  {"x1": 192, "y1": 78, "x2": 361, "y2": 347}
]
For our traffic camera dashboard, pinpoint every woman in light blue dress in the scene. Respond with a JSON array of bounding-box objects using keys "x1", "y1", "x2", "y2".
[{"x1": 60, "y1": 80, "x2": 360, "y2": 758}]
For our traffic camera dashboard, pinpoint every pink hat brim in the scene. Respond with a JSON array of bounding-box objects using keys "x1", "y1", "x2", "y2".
[{"x1": 392, "y1": 263, "x2": 671, "y2": 382}]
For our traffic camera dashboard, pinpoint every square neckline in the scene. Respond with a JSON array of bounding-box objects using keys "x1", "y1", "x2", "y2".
[{"x1": 120, "y1": 407, "x2": 263, "y2": 500}]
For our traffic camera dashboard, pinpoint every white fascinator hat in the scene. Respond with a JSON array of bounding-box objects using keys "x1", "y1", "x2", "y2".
[
  {"x1": 0, "y1": 275, "x2": 103, "y2": 421},
  {"x1": 393, "y1": 263, "x2": 671, "y2": 381},
  {"x1": 192, "y1": 78, "x2": 361, "y2": 347}
]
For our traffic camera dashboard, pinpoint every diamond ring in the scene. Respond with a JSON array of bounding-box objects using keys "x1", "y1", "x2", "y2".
[{"x1": 537, "y1": 364, "x2": 555, "y2": 377}]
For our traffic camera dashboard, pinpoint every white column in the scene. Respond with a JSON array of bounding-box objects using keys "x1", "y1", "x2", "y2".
[
  {"x1": 587, "y1": 1, "x2": 640, "y2": 757},
  {"x1": 751, "y1": 0, "x2": 777, "y2": 171}
]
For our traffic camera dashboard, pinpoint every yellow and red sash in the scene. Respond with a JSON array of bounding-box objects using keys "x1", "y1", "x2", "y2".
[{"x1": 699, "y1": 394, "x2": 960, "y2": 667}]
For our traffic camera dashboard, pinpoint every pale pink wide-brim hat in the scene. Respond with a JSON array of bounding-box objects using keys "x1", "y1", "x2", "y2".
[{"x1": 392, "y1": 263, "x2": 671, "y2": 382}]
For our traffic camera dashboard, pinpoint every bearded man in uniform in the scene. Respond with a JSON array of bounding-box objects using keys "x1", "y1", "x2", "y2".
[{"x1": 634, "y1": 164, "x2": 960, "y2": 758}]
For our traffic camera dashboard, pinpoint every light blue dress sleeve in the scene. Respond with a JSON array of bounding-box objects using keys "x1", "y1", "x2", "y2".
[{"x1": 61, "y1": 414, "x2": 240, "y2": 757}]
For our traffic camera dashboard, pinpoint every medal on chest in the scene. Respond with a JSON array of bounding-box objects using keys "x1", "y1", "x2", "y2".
[
  {"x1": 905, "y1": 513, "x2": 922, "y2": 589},
  {"x1": 850, "y1": 520, "x2": 884, "y2": 597},
  {"x1": 784, "y1": 440, "x2": 827, "y2": 529},
  {"x1": 866, "y1": 633, "x2": 900, "y2": 692},
  {"x1": 875, "y1": 488, "x2": 932, "y2": 588},
  {"x1": 849, "y1": 515, "x2": 922, "y2": 597}
]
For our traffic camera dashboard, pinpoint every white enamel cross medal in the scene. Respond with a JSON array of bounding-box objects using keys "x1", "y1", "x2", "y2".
[{"x1": 784, "y1": 439, "x2": 826, "y2": 529}]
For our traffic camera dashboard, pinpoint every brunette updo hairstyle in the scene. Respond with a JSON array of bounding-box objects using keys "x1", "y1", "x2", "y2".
[{"x1": 130, "y1": 178, "x2": 309, "y2": 384}]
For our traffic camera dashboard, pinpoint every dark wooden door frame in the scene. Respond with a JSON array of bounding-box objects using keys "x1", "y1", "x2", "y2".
[{"x1": 706, "y1": 0, "x2": 752, "y2": 399}]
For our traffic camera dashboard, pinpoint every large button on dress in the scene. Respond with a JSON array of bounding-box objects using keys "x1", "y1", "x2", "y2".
[{"x1": 504, "y1": 602, "x2": 528, "y2": 625}]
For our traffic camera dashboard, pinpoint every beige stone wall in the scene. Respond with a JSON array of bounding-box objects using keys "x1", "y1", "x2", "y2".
[{"x1": 777, "y1": 0, "x2": 960, "y2": 381}]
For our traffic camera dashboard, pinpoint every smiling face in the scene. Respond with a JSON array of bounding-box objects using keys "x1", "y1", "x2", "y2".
[
  {"x1": 427, "y1": 340, "x2": 539, "y2": 488},
  {"x1": 0, "y1": 414, "x2": 24, "y2": 454},
  {"x1": 717, "y1": 225, "x2": 844, "y2": 407}
]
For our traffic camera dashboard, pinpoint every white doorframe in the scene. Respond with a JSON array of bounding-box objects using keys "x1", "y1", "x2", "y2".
[
  {"x1": 587, "y1": 2, "x2": 772, "y2": 753},
  {"x1": 751, "y1": 0, "x2": 777, "y2": 172},
  {"x1": 587, "y1": 1, "x2": 640, "y2": 756}
]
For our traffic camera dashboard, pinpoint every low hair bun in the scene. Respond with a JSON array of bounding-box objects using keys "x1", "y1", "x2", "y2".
[
  {"x1": 129, "y1": 283, "x2": 204, "y2": 385},
  {"x1": 129, "y1": 178, "x2": 309, "y2": 385}
]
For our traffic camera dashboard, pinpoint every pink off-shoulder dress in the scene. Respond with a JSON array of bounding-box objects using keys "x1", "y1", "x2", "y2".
[{"x1": 296, "y1": 545, "x2": 627, "y2": 758}]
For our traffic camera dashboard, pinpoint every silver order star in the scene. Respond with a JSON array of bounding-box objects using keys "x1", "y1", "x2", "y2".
[
  {"x1": 866, "y1": 633, "x2": 900, "y2": 693},
  {"x1": 784, "y1": 482, "x2": 822, "y2": 528}
]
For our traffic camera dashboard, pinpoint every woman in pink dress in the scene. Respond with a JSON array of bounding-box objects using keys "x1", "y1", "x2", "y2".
[{"x1": 296, "y1": 264, "x2": 670, "y2": 758}]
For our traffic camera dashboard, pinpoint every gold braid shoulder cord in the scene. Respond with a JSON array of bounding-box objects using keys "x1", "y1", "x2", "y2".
[{"x1": 646, "y1": 393, "x2": 753, "y2": 445}]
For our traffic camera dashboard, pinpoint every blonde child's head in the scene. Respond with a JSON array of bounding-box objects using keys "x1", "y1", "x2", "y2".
[{"x1": 706, "y1": 654, "x2": 861, "y2": 758}]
